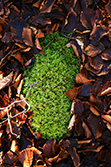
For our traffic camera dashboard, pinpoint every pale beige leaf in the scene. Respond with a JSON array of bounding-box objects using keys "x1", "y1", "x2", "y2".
[{"x1": 0, "y1": 72, "x2": 13, "y2": 90}]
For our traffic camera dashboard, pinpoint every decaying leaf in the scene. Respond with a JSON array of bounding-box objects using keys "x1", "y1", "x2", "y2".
[
  {"x1": 18, "y1": 148, "x2": 33, "y2": 167},
  {"x1": 68, "y1": 114, "x2": 76, "y2": 131},
  {"x1": 22, "y1": 27, "x2": 33, "y2": 47},
  {"x1": 0, "y1": 72, "x2": 13, "y2": 90}
]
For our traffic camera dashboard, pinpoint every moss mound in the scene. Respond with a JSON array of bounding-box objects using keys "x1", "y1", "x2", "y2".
[{"x1": 23, "y1": 31, "x2": 80, "y2": 140}]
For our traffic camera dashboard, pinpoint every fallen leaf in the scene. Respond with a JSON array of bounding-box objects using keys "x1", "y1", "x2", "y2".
[
  {"x1": 76, "y1": 72, "x2": 94, "y2": 84},
  {"x1": 22, "y1": 27, "x2": 33, "y2": 47},
  {"x1": 105, "y1": 0, "x2": 111, "y2": 17},
  {"x1": 18, "y1": 148, "x2": 33, "y2": 167},
  {"x1": 40, "y1": 0, "x2": 56, "y2": 13},
  {"x1": 65, "y1": 86, "x2": 81, "y2": 100},
  {"x1": 0, "y1": 72, "x2": 13, "y2": 90},
  {"x1": 68, "y1": 114, "x2": 76, "y2": 131}
]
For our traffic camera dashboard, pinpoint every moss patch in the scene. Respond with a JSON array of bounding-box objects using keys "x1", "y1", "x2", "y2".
[{"x1": 23, "y1": 31, "x2": 80, "y2": 140}]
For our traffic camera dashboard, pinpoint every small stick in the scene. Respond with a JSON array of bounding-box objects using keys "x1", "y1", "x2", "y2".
[{"x1": 0, "y1": 82, "x2": 37, "y2": 127}]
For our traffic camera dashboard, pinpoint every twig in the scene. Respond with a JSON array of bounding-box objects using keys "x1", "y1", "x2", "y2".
[
  {"x1": 25, "y1": 82, "x2": 38, "y2": 98},
  {"x1": 6, "y1": 108, "x2": 17, "y2": 137},
  {"x1": 0, "y1": 82, "x2": 38, "y2": 132},
  {"x1": 60, "y1": 32, "x2": 77, "y2": 40}
]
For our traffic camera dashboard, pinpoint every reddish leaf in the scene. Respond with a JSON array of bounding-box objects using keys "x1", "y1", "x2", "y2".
[
  {"x1": 14, "y1": 52, "x2": 24, "y2": 65},
  {"x1": 65, "y1": 86, "x2": 81, "y2": 100},
  {"x1": 101, "y1": 114, "x2": 111, "y2": 123},
  {"x1": 36, "y1": 29, "x2": 44, "y2": 38},
  {"x1": 90, "y1": 105, "x2": 100, "y2": 116},
  {"x1": 76, "y1": 72, "x2": 94, "y2": 84},
  {"x1": 48, "y1": 150, "x2": 69, "y2": 163},
  {"x1": 33, "y1": 0, "x2": 42, "y2": 8},
  {"x1": 22, "y1": 27, "x2": 33, "y2": 47}
]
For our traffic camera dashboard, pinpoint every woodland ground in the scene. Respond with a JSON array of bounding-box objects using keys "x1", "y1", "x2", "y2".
[{"x1": 23, "y1": 31, "x2": 80, "y2": 140}]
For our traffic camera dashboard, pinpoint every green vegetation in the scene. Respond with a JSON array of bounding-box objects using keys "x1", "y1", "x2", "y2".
[{"x1": 23, "y1": 31, "x2": 80, "y2": 140}]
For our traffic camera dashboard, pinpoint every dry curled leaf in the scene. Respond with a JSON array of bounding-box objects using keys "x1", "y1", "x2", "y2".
[{"x1": 0, "y1": 72, "x2": 13, "y2": 90}]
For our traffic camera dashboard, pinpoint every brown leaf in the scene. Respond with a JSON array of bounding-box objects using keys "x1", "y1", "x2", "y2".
[
  {"x1": 31, "y1": 147, "x2": 42, "y2": 156},
  {"x1": 43, "y1": 139, "x2": 58, "y2": 158},
  {"x1": 65, "y1": 86, "x2": 81, "y2": 100},
  {"x1": 25, "y1": 58, "x2": 32, "y2": 67},
  {"x1": 87, "y1": 115, "x2": 106, "y2": 139},
  {"x1": 3, "y1": 150, "x2": 17, "y2": 165},
  {"x1": 0, "y1": 108, "x2": 7, "y2": 119},
  {"x1": 98, "y1": 147, "x2": 111, "y2": 164},
  {"x1": 82, "y1": 121, "x2": 92, "y2": 138},
  {"x1": 67, "y1": 146, "x2": 80, "y2": 167},
  {"x1": 12, "y1": 73, "x2": 22, "y2": 90},
  {"x1": 84, "y1": 43, "x2": 105, "y2": 57},
  {"x1": 36, "y1": 29, "x2": 44, "y2": 38},
  {"x1": 90, "y1": 105, "x2": 100, "y2": 116},
  {"x1": 91, "y1": 81, "x2": 103, "y2": 95},
  {"x1": 71, "y1": 40, "x2": 82, "y2": 59},
  {"x1": 17, "y1": 78, "x2": 24, "y2": 95},
  {"x1": 33, "y1": 0, "x2": 42, "y2": 8},
  {"x1": 76, "y1": 72, "x2": 94, "y2": 84},
  {"x1": 40, "y1": 0, "x2": 56, "y2": 13},
  {"x1": 74, "y1": 99, "x2": 84, "y2": 116},
  {"x1": 35, "y1": 38, "x2": 43, "y2": 50},
  {"x1": 59, "y1": 140, "x2": 80, "y2": 167},
  {"x1": 14, "y1": 52, "x2": 24, "y2": 65},
  {"x1": 10, "y1": 140, "x2": 19, "y2": 155},
  {"x1": 90, "y1": 95, "x2": 104, "y2": 113},
  {"x1": 77, "y1": 139, "x2": 92, "y2": 145},
  {"x1": 85, "y1": 62, "x2": 109, "y2": 76},
  {"x1": 22, "y1": 27, "x2": 33, "y2": 47},
  {"x1": 101, "y1": 114, "x2": 111, "y2": 123},
  {"x1": 105, "y1": 0, "x2": 111, "y2": 17},
  {"x1": 0, "y1": 72, "x2": 13, "y2": 90},
  {"x1": 10, "y1": 119, "x2": 21, "y2": 137},
  {"x1": 80, "y1": 8, "x2": 99, "y2": 30},
  {"x1": 10, "y1": 18, "x2": 25, "y2": 43},
  {"x1": 89, "y1": 56, "x2": 103, "y2": 72},
  {"x1": 18, "y1": 148, "x2": 33, "y2": 167},
  {"x1": 48, "y1": 150, "x2": 69, "y2": 163},
  {"x1": 101, "y1": 48, "x2": 111, "y2": 60},
  {"x1": 90, "y1": 24, "x2": 109, "y2": 41},
  {"x1": 98, "y1": 81, "x2": 111, "y2": 96},
  {"x1": 79, "y1": 83, "x2": 92, "y2": 98}
]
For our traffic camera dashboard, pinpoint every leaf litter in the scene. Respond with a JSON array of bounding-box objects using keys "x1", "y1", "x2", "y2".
[{"x1": 0, "y1": 0, "x2": 111, "y2": 166}]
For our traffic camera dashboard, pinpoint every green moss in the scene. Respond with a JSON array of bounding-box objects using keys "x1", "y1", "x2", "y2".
[{"x1": 23, "y1": 31, "x2": 80, "y2": 140}]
